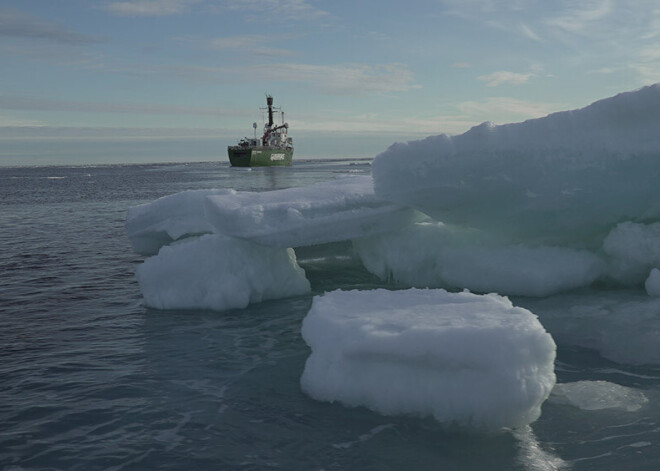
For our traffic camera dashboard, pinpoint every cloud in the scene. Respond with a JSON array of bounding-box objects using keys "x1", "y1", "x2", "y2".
[
  {"x1": 628, "y1": 44, "x2": 660, "y2": 83},
  {"x1": 0, "y1": 95, "x2": 254, "y2": 118},
  {"x1": 103, "y1": 0, "x2": 329, "y2": 20},
  {"x1": 457, "y1": 97, "x2": 562, "y2": 122},
  {"x1": 520, "y1": 24, "x2": 541, "y2": 42},
  {"x1": 0, "y1": 7, "x2": 102, "y2": 44},
  {"x1": 223, "y1": 0, "x2": 329, "y2": 22},
  {"x1": 179, "y1": 34, "x2": 296, "y2": 57},
  {"x1": 545, "y1": 0, "x2": 612, "y2": 35},
  {"x1": 0, "y1": 114, "x2": 44, "y2": 127},
  {"x1": 103, "y1": 0, "x2": 200, "y2": 16},
  {"x1": 166, "y1": 62, "x2": 419, "y2": 94},
  {"x1": 478, "y1": 71, "x2": 533, "y2": 87}
]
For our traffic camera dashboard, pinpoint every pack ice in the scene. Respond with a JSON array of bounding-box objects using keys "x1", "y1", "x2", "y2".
[{"x1": 300, "y1": 289, "x2": 556, "y2": 430}]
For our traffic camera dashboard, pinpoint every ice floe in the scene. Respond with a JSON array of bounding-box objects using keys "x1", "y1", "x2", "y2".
[
  {"x1": 300, "y1": 288, "x2": 556, "y2": 430},
  {"x1": 551, "y1": 381, "x2": 648, "y2": 412},
  {"x1": 135, "y1": 234, "x2": 310, "y2": 311}
]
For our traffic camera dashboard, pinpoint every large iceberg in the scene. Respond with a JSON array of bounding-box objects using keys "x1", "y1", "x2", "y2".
[
  {"x1": 300, "y1": 289, "x2": 556, "y2": 430},
  {"x1": 372, "y1": 84, "x2": 660, "y2": 247}
]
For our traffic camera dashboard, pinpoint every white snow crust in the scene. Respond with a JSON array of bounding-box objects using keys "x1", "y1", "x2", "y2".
[
  {"x1": 372, "y1": 84, "x2": 660, "y2": 246},
  {"x1": 300, "y1": 288, "x2": 556, "y2": 430},
  {"x1": 204, "y1": 175, "x2": 416, "y2": 248},
  {"x1": 551, "y1": 381, "x2": 648, "y2": 412},
  {"x1": 126, "y1": 189, "x2": 234, "y2": 255},
  {"x1": 135, "y1": 234, "x2": 310, "y2": 311}
]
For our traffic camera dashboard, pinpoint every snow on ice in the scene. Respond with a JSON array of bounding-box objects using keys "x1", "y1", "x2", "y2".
[
  {"x1": 126, "y1": 189, "x2": 234, "y2": 255},
  {"x1": 300, "y1": 288, "x2": 556, "y2": 430},
  {"x1": 204, "y1": 175, "x2": 416, "y2": 248}
]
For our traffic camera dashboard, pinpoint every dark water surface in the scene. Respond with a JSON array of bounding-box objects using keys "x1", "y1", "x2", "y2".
[{"x1": 2, "y1": 161, "x2": 659, "y2": 470}]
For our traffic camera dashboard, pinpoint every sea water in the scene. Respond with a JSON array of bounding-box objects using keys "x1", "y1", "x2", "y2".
[{"x1": 2, "y1": 161, "x2": 660, "y2": 470}]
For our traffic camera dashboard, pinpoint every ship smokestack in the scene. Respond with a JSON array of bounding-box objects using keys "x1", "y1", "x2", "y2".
[{"x1": 266, "y1": 95, "x2": 274, "y2": 128}]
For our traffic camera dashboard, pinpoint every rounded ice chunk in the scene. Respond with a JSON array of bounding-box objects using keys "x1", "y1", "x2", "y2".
[
  {"x1": 135, "y1": 234, "x2": 310, "y2": 311},
  {"x1": 551, "y1": 381, "x2": 648, "y2": 412},
  {"x1": 300, "y1": 288, "x2": 556, "y2": 430}
]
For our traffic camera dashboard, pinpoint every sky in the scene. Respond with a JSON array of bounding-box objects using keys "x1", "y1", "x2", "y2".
[{"x1": 1, "y1": 0, "x2": 659, "y2": 166}]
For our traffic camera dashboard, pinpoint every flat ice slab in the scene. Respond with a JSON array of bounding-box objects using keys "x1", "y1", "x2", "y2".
[
  {"x1": 300, "y1": 288, "x2": 556, "y2": 430},
  {"x1": 204, "y1": 176, "x2": 416, "y2": 248}
]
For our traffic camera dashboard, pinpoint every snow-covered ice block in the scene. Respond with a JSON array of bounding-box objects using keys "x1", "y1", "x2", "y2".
[
  {"x1": 136, "y1": 234, "x2": 310, "y2": 311},
  {"x1": 353, "y1": 222, "x2": 604, "y2": 296},
  {"x1": 373, "y1": 84, "x2": 660, "y2": 246},
  {"x1": 300, "y1": 288, "x2": 556, "y2": 430},
  {"x1": 551, "y1": 381, "x2": 648, "y2": 412},
  {"x1": 204, "y1": 175, "x2": 416, "y2": 248},
  {"x1": 126, "y1": 189, "x2": 234, "y2": 255}
]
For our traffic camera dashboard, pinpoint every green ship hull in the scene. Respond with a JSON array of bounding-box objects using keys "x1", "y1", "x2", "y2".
[{"x1": 228, "y1": 146, "x2": 293, "y2": 167}]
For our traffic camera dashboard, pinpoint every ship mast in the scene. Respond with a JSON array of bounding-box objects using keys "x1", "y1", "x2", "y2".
[{"x1": 266, "y1": 95, "x2": 274, "y2": 128}]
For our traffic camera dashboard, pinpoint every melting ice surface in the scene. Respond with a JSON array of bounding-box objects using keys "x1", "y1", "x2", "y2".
[{"x1": 127, "y1": 84, "x2": 660, "y2": 432}]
